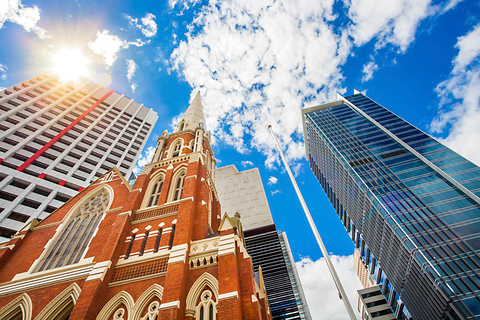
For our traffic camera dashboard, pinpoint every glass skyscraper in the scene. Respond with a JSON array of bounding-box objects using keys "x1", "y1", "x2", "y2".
[{"x1": 302, "y1": 92, "x2": 480, "y2": 320}]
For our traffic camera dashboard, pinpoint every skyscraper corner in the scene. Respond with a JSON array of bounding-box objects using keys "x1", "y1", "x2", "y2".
[
  {"x1": 0, "y1": 74, "x2": 158, "y2": 241},
  {"x1": 303, "y1": 92, "x2": 480, "y2": 320}
]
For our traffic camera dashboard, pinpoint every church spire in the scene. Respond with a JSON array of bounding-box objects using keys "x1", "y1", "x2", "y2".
[{"x1": 174, "y1": 91, "x2": 206, "y2": 132}]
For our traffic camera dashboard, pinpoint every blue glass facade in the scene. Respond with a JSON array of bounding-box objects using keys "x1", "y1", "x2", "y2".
[{"x1": 302, "y1": 93, "x2": 480, "y2": 320}]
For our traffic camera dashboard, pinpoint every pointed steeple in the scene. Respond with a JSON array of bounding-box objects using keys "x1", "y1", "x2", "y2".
[{"x1": 174, "y1": 91, "x2": 206, "y2": 132}]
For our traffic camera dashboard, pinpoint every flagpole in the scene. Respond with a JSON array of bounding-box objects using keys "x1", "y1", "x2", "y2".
[{"x1": 268, "y1": 125, "x2": 357, "y2": 320}]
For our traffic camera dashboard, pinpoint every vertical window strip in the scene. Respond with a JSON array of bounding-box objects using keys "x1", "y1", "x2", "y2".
[
  {"x1": 43, "y1": 218, "x2": 82, "y2": 271},
  {"x1": 195, "y1": 130, "x2": 201, "y2": 151},
  {"x1": 125, "y1": 233, "x2": 136, "y2": 259},
  {"x1": 154, "y1": 228, "x2": 163, "y2": 253},
  {"x1": 56, "y1": 216, "x2": 90, "y2": 267},
  {"x1": 148, "y1": 182, "x2": 158, "y2": 207},
  {"x1": 139, "y1": 230, "x2": 149, "y2": 256},
  {"x1": 38, "y1": 219, "x2": 77, "y2": 271},
  {"x1": 69, "y1": 213, "x2": 103, "y2": 265},
  {"x1": 173, "y1": 173, "x2": 185, "y2": 201},
  {"x1": 148, "y1": 180, "x2": 163, "y2": 207},
  {"x1": 169, "y1": 224, "x2": 176, "y2": 250},
  {"x1": 172, "y1": 142, "x2": 181, "y2": 157}
]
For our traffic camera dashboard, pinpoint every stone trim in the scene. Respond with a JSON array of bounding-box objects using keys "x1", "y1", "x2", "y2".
[
  {"x1": 33, "y1": 221, "x2": 62, "y2": 230},
  {"x1": 218, "y1": 234, "x2": 235, "y2": 256},
  {"x1": 168, "y1": 243, "x2": 188, "y2": 264},
  {"x1": 105, "y1": 207, "x2": 123, "y2": 214},
  {"x1": 218, "y1": 291, "x2": 238, "y2": 301},
  {"x1": 1, "y1": 263, "x2": 94, "y2": 297},
  {"x1": 159, "y1": 300, "x2": 180, "y2": 310},
  {"x1": 85, "y1": 260, "x2": 112, "y2": 282}
]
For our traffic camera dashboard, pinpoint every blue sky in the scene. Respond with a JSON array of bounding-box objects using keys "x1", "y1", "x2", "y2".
[{"x1": 1, "y1": 0, "x2": 480, "y2": 318}]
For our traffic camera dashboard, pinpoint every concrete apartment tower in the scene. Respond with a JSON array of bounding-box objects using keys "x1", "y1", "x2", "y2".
[
  {"x1": 302, "y1": 92, "x2": 480, "y2": 320},
  {"x1": 0, "y1": 74, "x2": 158, "y2": 241},
  {"x1": 0, "y1": 92, "x2": 272, "y2": 320}
]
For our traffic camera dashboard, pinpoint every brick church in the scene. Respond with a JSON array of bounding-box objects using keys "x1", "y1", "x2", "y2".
[{"x1": 0, "y1": 92, "x2": 272, "y2": 320}]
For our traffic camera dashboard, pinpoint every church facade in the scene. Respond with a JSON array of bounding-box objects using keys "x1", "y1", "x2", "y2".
[{"x1": 0, "y1": 92, "x2": 271, "y2": 320}]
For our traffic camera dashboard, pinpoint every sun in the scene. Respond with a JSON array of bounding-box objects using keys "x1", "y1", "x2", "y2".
[{"x1": 51, "y1": 48, "x2": 89, "y2": 82}]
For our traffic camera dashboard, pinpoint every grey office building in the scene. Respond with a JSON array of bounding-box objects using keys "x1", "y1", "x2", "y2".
[
  {"x1": 0, "y1": 74, "x2": 157, "y2": 241},
  {"x1": 302, "y1": 92, "x2": 480, "y2": 319}
]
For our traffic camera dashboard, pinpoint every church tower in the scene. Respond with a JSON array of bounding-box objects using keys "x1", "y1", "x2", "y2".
[{"x1": 0, "y1": 92, "x2": 271, "y2": 320}]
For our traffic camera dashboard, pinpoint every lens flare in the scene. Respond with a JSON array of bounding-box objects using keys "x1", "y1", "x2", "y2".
[{"x1": 51, "y1": 48, "x2": 89, "y2": 82}]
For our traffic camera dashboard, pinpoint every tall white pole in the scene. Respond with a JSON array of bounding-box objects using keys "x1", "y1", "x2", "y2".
[{"x1": 268, "y1": 125, "x2": 357, "y2": 320}]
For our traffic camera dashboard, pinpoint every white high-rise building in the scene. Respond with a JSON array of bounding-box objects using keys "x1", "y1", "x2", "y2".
[{"x1": 0, "y1": 74, "x2": 158, "y2": 241}]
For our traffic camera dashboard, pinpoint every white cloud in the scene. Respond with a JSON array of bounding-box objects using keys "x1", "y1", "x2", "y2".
[
  {"x1": 452, "y1": 25, "x2": 480, "y2": 73},
  {"x1": 431, "y1": 23, "x2": 480, "y2": 166},
  {"x1": 438, "y1": 0, "x2": 464, "y2": 14},
  {"x1": 361, "y1": 60, "x2": 378, "y2": 82},
  {"x1": 141, "y1": 13, "x2": 157, "y2": 37},
  {"x1": 268, "y1": 176, "x2": 278, "y2": 185},
  {"x1": 125, "y1": 13, "x2": 158, "y2": 37},
  {"x1": 346, "y1": 0, "x2": 431, "y2": 52},
  {"x1": 133, "y1": 145, "x2": 156, "y2": 175},
  {"x1": 170, "y1": 0, "x2": 439, "y2": 169},
  {"x1": 241, "y1": 160, "x2": 254, "y2": 167},
  {"x1": 126, "y1": 59, "x2": 138, "y2": 92},
  {"x1": 88, "y1": 30, "x2": 147, "y2": 67},
  {"x1": 169, "y1": 0, "x2": 202, "y2": 10},
  {"x1": 126, "y1": 59, "x2": 137, "y2": 81},
  {"x1": 0, "y1": 64, "x2": 7, "y2": 80},
  {"x1": 171, "y1": 0, "x2": 351, "y2": 168},
  {"x1": 296, "y1": 255, "x2": 363, "y2": 320},
  {"x1": 0, "y1": 0, "x2": 49, "y2": 39},
  {"x1": 271, "y1": 190, "x2": 280, "y2": 196}
]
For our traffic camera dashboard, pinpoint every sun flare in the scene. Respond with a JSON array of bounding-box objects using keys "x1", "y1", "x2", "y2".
[{"x1": 51, "y1": 48, "x2": 89, "y2": 82}]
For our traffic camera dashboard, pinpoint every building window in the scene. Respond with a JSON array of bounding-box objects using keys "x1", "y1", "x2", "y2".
[
  {"x1": 168, "y1": 220, "x2": 177, "y2": 250},
  {"x1": 171, "y1": 141, "x2": 182, "y2": 158},
  {"x1": 148, "y1": 178, "x2": 164, "y2": 207},
  {"x1": 139, "y1": 228, "x2": 149, "y2": 256},
  {"x1": 195, "y1": 130, "x2": 201, "y2": 151},
  {"x1": 196, "y1": 290, "x2": 216, "y2": 320},
  {"x1": 36, "y1": 189, "x2": 109, "y2": 271},
  {"x1": 178, "y1": 121, "x2": 185, "y2": 131},
  {"x1": 140, "y1": 301, "x2": 160, "y2": 320},
  {"x1": 154, "y1": 225, "x2": 163, "y2": 253},
  {"x1": 124, "y1": 230, "x2": 137, "y2": 259},
  {"x1": 173, "y1": 172, "x2": 186, "y2": 201}
]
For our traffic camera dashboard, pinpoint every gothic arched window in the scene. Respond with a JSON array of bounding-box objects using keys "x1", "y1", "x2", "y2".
[
  {"x1": 140, "y1": 301, "x2": 160, "y2": 320},
  {"x1": 148, "y1": 178, "x2": 164, "y2": 207},
  {"x1": 171, "y1": 141, "x2": 182, "y2": 158},
  {"x1": 195, "y1": 290, "x2": 216, "y2": 320},
  {"x1": 37, "y1": 189, "x2": 109, "y2": 272},
  {"x1": 172, "y1": 172, "x2": 186, "y2": 201}
]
